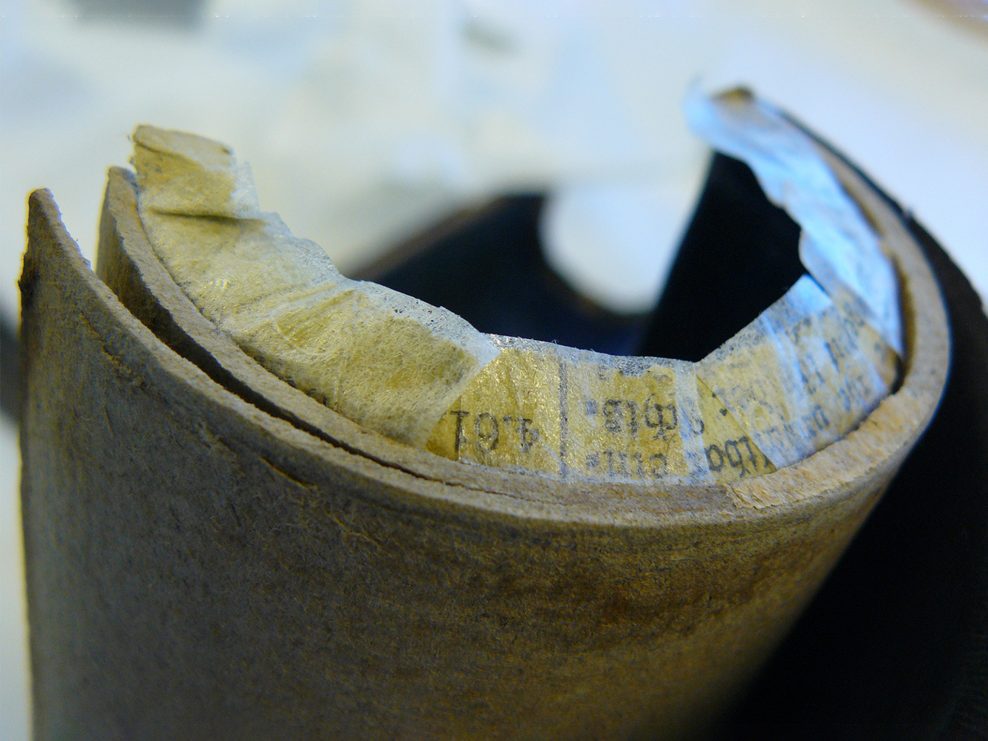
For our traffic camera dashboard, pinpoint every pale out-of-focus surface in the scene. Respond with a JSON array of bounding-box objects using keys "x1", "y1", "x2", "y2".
[
  {"x1": 2, "y1": 1, "x2": 987, "y2": 736},
  {"x1": 0, "y1": 421, "x2": 26, "y2": 741},
  {"x1": 3, "y1": 0, "x2": 987, "y2": 319}
]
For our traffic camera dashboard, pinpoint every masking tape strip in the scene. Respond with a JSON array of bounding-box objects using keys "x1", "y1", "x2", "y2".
[
  {"x1": 131, "y1": 89, "x2": 901, "y2": 486},
  {"x1": 133, "y1": 127, "x2": 499, "y2": 448}
]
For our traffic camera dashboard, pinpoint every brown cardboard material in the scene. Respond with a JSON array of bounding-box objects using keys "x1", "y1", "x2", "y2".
[{"x1": 20, "y1": 132, "x2": 948, "y2": 737}]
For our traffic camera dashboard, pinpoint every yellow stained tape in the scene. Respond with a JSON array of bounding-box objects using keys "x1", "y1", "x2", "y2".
[
  {"x1": 133, "y1": 127, "x2": 499, "y2": 447},
  {"x1": 130, "y1": 89, "x2": 901, "y2": 486}
]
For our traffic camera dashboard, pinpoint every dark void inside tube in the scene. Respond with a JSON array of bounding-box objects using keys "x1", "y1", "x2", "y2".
[{"x1": 357, "y1": 154, "x2": 803, "y2": 360}]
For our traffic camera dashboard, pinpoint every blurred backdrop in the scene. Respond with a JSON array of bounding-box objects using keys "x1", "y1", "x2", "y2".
[{"x1": 2, "y1": 1, "x2": 987, "y2": 737}]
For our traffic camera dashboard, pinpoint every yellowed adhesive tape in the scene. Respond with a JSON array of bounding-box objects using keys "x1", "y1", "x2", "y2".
[{"x1": 130, "y1": 89, "x2": 900, "y2": 486}]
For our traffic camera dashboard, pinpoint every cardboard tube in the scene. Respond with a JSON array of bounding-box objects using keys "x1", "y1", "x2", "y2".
[{"x1": 20, "y1": 104, "x2": 948, "y2": 738}]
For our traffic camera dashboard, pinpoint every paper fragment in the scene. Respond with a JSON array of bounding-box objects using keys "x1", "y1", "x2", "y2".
[
  {"x1": 685, "y1": 88, "x2": 903, "y2": 355},
  {"x1": 696, "y1": 276, "x2": 897, "y2": 469},
  {"x1": 130, "y1": 88, "x2": 901, "y2": 485}
]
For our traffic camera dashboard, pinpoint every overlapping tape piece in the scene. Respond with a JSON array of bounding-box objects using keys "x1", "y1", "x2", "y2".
[
  {"x1": 131, "y1": 89, "x2": 900, "y2": 485},
  {"x1": 133, "y1": 126, "x2": 499, "y2": 447}
]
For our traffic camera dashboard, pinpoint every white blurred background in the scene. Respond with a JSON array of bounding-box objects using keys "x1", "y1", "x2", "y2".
[{"x1": 1, "y1": 1, "x2": 986, "y2": 736}]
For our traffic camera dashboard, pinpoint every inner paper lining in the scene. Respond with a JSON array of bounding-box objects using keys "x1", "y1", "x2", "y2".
[{"x1": 131, "y1": 89, "x2": 900, "y2": 485}]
